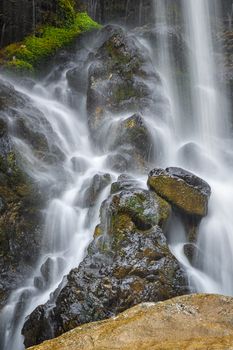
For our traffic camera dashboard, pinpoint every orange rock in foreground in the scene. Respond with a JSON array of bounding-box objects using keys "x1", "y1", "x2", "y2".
[{"x1": 28, "y1": 294, "x2": 233, "y2": 350}]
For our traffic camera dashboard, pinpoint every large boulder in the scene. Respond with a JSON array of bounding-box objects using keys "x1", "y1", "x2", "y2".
[
  {"x1": 27, "y1": 294, "x2": 233, "y2": 350},
  {"x1": 148, "y1": 167, "x2": 211, "y2": 217},
  {"x1": 22, "y1": 175, "x2": 188, "y2": 347}
]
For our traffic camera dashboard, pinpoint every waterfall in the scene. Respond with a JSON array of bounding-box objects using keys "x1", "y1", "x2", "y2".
[
  {"x1": 177, "y1": 0, "x2": 232, "y2": 295},
  {"x1": 152, "y1": 0, "x2": 232, "y2": 294},
  {"x1": 182, "y1": 0, "x2": 229, "y2": 152},
  {"x1": 0, "y1": 0, "x2": 233, "y2": 349}
]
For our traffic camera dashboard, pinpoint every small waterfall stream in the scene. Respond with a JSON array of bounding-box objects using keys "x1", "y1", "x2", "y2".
[{"x1": 0, "y1": 0, "x2": 232, "y2": 349}]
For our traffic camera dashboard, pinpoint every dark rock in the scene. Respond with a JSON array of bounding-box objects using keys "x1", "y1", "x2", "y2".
[
  {"x1": 33, "y1": 276, "x2": 44, "y2": 291},
  {"x1": 76, "y1": 173, "x2": 111, "y2": 208},
  {"x1": 86, "y1": 25, "x2": 165, "y2": 170},
  {"x1": 87, "y1": 26, "x2": 161, "y2": 123},
  {"x1": 66, "y1": 64, "x2": 88, "y2": 95},
  {"x1": 108, "y1": 113, "x2": 153, "y2": 171},
  {"x1": 105, "y1": 153, "x2": 129, "y2": 172},
  {"x1": 148, "y1": 167, "x2": 211, "y2": 217},
  {"x1": 40, "y1": 258, "x2": 55, "y2": 284},
  {"x1": 183, "y1": 243, "x2": 197, "y2": 263},
  {"x1": 22, "y1": 180, "x2": 187, "y2": 347}
]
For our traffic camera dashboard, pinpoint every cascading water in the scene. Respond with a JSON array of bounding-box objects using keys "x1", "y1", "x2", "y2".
[
  {"x1": 0, "y1": 48, "x2": 116, "y2": 349},
  {"x1": 0, "y1": 0, "x2": 233, "y2": 349},
  {"x1": 152, "y1": 0, "x2": 233, "y2": 295}
]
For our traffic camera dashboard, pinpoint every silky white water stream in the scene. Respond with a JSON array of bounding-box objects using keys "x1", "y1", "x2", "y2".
[
  {"x1": 152, "y1": 0, "x2": 232, "y2": 295},
  {"x1": 0, "y1": 64, "x2": 118, "y2": 349}
]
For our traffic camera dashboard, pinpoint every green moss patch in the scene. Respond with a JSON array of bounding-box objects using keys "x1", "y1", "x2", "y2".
[{"x1": 0, "y1": 12, "x2": 101, "y2": 74}]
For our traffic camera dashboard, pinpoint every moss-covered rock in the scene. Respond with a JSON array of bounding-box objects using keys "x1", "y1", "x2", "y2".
[
  {"x1": 148, "y1": 167, "x2": 211, "y2": 217},
  {"x1": 0, "y1": 12, "x2": 100, "y2": 75},
  {"x1": 22, "y1": 175, "x2": 187, "y2": 348},
  {"x1": 27, "y1": 294, "x2": 233, "y2": 350}
]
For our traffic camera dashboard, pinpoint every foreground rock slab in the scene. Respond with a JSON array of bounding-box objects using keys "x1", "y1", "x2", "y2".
[{"x1": 27, "y1": 294, "x2": 233, "y2": 350}]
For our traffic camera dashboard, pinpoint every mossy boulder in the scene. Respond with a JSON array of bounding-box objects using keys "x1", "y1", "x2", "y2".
[
  {"x1": 22, "y1": 175, "x2": 187, "y2": 348},
  {"x1": 27, "y1": 294, "x2": 233, "y2": 350},
  {"x1": 148, "y1": 167, "x2": 211, "y2": 217}
]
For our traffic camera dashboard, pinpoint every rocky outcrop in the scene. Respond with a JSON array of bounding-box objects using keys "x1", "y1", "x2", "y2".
[
  {"x1": 27, "y1": 294, "x2": 233, "y2": 350},
  {"x1": 148, "y1": 167, "x2": 211, "y2": 217},
  {"x1": 22, "y1": 174, "x2": 188, "y2": 348},
  {"x1": 86, "y1": 25, "x2": 167, "y2": 171}
]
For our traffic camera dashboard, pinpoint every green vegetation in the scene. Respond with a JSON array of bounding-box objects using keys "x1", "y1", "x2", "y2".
[{"x1": 0, "y1": 11, "x2": 101, "y2": 74}]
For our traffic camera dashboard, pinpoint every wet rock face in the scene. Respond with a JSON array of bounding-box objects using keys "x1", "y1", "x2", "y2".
[
  {"x1": 27, "y1": 294, "x2": 233, "y2": 350},
  {"x1": 87, "y1": 26, "x2": 161, "y2": 120},
  {"x1": 22, "y1": 176, "x2": 188, "y2": 348},
  {"x1": 148, "y1": 167, "x2": 211, "y2": 217},
  {"x1": 134, "y1": 23, "x2": 187, "y2": 73},
  {"x1": 0, "y1": 79, "x2": 63, "y2": 309},
  {"x1": 86, "y1": 25, "x2": 166, "y2": 171}
]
